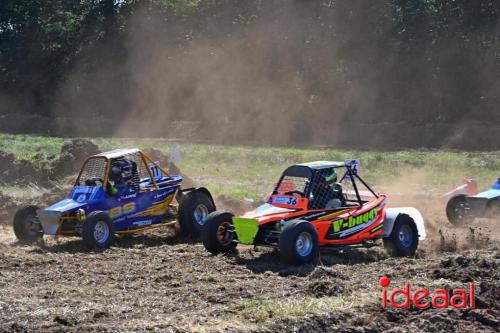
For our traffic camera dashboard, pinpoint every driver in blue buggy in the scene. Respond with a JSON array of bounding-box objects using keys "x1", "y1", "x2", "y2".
[{"x1": 107, "y1": 159, "x2": 137, "y2": 196}]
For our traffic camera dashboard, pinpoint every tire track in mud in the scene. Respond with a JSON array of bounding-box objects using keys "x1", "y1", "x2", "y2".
[{"x1": 0, "y1": 213, "x2": 498, "y2": 332}]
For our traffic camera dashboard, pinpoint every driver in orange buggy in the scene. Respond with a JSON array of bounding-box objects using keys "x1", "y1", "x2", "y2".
[{"x1": 310, "y1": 169, "x2": 345, "y2": 209}]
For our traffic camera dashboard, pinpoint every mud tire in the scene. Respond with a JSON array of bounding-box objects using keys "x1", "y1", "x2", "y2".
[
  {"x1": 178, "y1": 191, "x2": 215, "y2": 237},
  {"x1": 446, "y1": 195, "x2": 474, "y2": 227},
  {"x1": 82, "y1": 211, "x2": 115, "y2": 249},
  {"x1": 279, "y1": 220, "x2": 319, "y2": 265},
  {"x1": 383, "y1": 214, "x2": 418, "y2": 257},
  {"x1": 13, "y1": 205, "x2": 43, "y2": 244},
  {"x1": 201, "y1": 211, "x2": 237, "y2": 254}
]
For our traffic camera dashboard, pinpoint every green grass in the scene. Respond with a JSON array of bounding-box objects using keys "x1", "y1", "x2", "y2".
[
  {"x1": 0, "y1": 133, "x2": 63, "y2": 161},
  {"x1": 0, "y1": 184, "x2": 44, "y2": 199},
  {"x1": 1, "y1": 134, "x2": 500, "y2": 200},
  {"x1": 240, "y1": 293, "x2": 377, "y2": 322}
]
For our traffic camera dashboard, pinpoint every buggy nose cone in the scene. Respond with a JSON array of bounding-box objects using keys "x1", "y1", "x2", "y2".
[{"x1": 37, "y1": 209, "x2": 62, "y2": 235}]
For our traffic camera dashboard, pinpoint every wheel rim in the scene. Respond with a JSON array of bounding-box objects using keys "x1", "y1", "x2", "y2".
[
  {"x1": 296, "y1": 232, "x2": 313, "y2": 257},
  {"x1": 454, "y1": 201, "x2": 468, "y2": 221},
  {"x1": 194, "y1": 204, "x2": 209, "y2": 226},
  {"x1": 398, "y1": 224, "x2": 413, "y2": 248},
  {"x1": 216, "y1": 221, "x2": 234, "y2": 246},
  {"x1": 94, "y1": 221, "x2": 110, "y2": 244}
]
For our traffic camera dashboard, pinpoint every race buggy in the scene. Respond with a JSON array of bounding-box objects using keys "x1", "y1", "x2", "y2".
[
  {"x1": 13, "y1": 149, "x2": 215, "y2": 248},
  {"x1": 445, "y1": 178, "x2": 500, "y2": 226},
  {"x1": 201, "y1": 161, "x2": 426, "y2": 264}
]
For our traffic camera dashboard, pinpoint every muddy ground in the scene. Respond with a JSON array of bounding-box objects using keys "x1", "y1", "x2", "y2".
[{"x1": 0, "y1": 151, "x2": 498, "y2": 332}]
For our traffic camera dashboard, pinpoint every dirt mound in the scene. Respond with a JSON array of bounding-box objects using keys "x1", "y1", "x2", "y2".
[
  {"x1": 0, "y1": 138, "x2": 98, "y2": 187},
  {"x1": 0, "y1": 150, "x2": 43, "y2": 185},
  {"x1": 307, "y1": 267, "x2": 351, "y2": 297},
  {"x1": 52, "y1": 138, "x2": 100, "y2": 177},
  {"x1": 142, "y1": 148, "x2": 196, "y2": 188},
  {"x1": 432, "y1": 252, "x2": 499, "y2": 283},
  {"x1": 215, "y1": 195, "x2": 257, "y2": 215}
]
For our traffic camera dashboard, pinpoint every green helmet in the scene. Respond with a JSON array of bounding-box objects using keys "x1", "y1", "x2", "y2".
[{"x1": 317, "y1": 169, "x2": 337, "y2": 185}]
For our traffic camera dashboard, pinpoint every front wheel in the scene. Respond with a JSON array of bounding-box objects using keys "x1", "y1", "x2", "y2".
[
  {"x1": 82, "y1": 211, "x2": 115, "y2": 249},
  {"x1": 279, "y1": 220, "x2": 319, "y2": 265},
  {"x1": 178, "y1": 191, "x2": 215, "y2": 237},
  {"x1": 446, "y1": 195, "x2": 474, "y2": 227},
  {"x1": 201, "y1": 211, "x2": 237, "y2": 254},
  {"x1": 13, "y1": 205, "x2": 43, "y2": 244},
  {"x1": 383, "y1": 214, "x2": 418, "y2": 257}
]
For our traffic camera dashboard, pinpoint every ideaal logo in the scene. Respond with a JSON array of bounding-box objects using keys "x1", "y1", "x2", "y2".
[{"x1": 379, "y1": 276, "x2": 475, "y2": 309}]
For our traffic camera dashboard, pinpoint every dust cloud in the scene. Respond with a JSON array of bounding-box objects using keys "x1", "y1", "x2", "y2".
[
  {"x1": 377, "y1": 169, "x2": 499, "y2": 253},
  {"x1": 50, "y1": 2, "x2": 395, "y2": 145},
  {"x1": 117, "y1": 2, "x2": 354, "y2": 145},
  {"x1": 29, "y1": 1, "x2": 499, "y2": 149}
]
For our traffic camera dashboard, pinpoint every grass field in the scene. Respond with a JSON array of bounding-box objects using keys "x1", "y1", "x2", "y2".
[{"x1": 1, "y1": 133, "x2": 499, "y2": 200}]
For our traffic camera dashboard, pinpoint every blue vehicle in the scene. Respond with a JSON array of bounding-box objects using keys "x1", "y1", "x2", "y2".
[
  {"x1": 13, "y1": 149, "x2": 215, "y2": 248},
  {"x1": 446, "y1": 178, "x2": 500, "y2": 226}
]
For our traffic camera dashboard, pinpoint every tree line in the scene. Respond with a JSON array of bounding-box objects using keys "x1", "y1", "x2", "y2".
[{"x1": 0, "y1": 1, "x2": 499, "y2": 141}]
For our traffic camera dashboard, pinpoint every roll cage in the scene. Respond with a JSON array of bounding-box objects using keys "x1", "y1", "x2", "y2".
[
  {"x1": 272, "y1": 161, "x2": 379, "y2": 208},
  {"x1": 75, "y1": 149, "x2": 172, "y2": 192}
]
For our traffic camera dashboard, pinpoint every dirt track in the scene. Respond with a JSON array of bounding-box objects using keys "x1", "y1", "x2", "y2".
[
  {"x1": 0, "y1": 144, "x2": 498, "y2": 332},
  {"x1": 0, "y1": 190, "x2": 499, "y2": 332}
]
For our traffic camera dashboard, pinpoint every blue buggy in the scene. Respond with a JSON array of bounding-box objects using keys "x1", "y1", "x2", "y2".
[
  {"x1": 13, "y1": 149, "x2": 215, "y2": 248},
  {"x1": 446, "y1": 178, "x2": 500, "y2": 226}
]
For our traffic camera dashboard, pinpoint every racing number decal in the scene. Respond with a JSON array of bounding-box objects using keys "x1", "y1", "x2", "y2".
[
  {"x1": 123, "y1": 202, "x2": 135, "y2": 214},
  {"x1": 109, "y1": 202, "x2": 136, "y2": 218},
  {"x1": 149, "y1": 164, "x2": 163, "y2": 179},
  {"x1": 109, "y1": 207, "x2": 122, "y2": 218},
  {"x1": 274, "y1": 196, "x2": 298, "y2": 206}
]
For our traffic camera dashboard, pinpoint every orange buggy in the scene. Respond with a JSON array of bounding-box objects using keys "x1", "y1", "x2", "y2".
[{"x1": 201, "y1": 161, "x2": 426, "y2": 264}]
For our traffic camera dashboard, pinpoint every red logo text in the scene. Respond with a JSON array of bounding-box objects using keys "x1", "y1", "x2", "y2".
[{"x1": 379, "y1": 276, "x2": 475, "y2": 309}]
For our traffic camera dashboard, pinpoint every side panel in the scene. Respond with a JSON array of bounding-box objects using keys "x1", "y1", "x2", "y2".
[
  {"x1": 313, "y1": 196, "x2": 387, "y2": 246},
  {"x1": 113, "y1": 186, "x2": 177, "y2": 231}
]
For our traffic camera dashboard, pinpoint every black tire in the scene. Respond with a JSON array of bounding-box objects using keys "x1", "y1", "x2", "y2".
[
  {"x1": 383, "y1": 214, "x2": 418, "y2": 257},
  {"x1": 279, "y1": 220, "x2": 319, "y2": 265},
  {"x1": 201, "y1": 211, "x2": 237, "y2": 254},
  {"x1": 178, "y1": 191, "x2": 215, "y2": 237},
  {"x1": 13, "y1": 205, "x2": 43, "y2": 244},
  {"x1": 82, "y1": 211, "x2": 115, "y2": 249},
  {"x1": 446, "y1": 195, "x2": 473, "y2": 227}
]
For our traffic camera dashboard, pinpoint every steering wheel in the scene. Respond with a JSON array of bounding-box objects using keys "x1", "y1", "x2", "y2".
[
  {"x1": 85, "y1": 178, "x2": 104, "y2": 186},
  {"x1": 284, "y1": 190, "x2": 305, "y2": 197}
]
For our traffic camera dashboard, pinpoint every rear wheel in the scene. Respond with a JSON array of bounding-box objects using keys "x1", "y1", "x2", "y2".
[
  {"x1": 201, "y1": 211, "x2": 237, "y2": 254},
  {"x1": 178, "y1": 191, "x2": 215, "y2": 237},
  {"x1": 383, "y1": 214, "x2": 418, "y2": 257},
  {"x1": 279, "y1": 220, "x2": 319, "y2": 265},
  {"x1": 13, "y1": 205, "x2": 43, "y2": 244},
  {"x1": 82, "y1": 211, "x2": 115, "y2": 249},
  {"x1": 446, "y1": 195, "x2": 473, "y2": 227}
]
